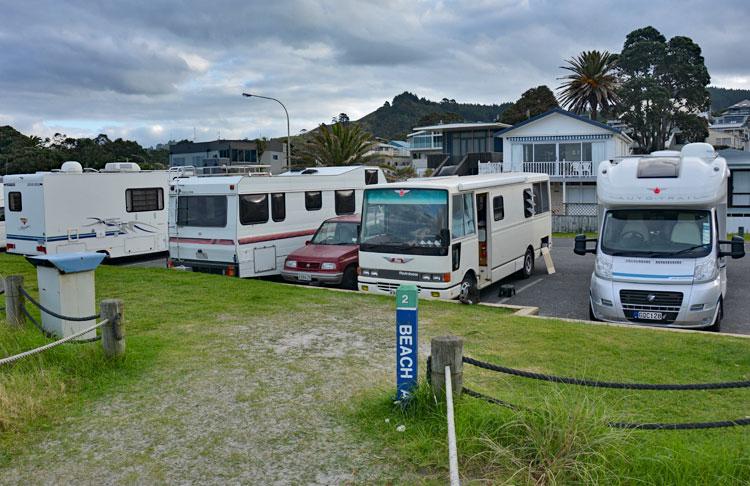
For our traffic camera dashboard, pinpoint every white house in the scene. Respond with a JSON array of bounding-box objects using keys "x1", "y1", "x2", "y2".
[{"x1": 494, "y1": 108, "x2": 633, "y2": 215}]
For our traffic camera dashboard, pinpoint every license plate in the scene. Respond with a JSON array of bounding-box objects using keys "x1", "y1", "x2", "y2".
[
  {"x1": 635, "y1": 311, "x2": 664, "y2": 320},
  {"x1": 298, "y1": 273, "x2": 312, "y2": 282}
]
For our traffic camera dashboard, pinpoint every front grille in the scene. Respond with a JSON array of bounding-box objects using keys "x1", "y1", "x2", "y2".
[
  {"x1": 298, "y1": 261, "x2": 320, "y2": 270},
  {"x1": 375, "y1": 281, "x2": 425, "y2": 293},
  {"x1": 620, "y1": 289, "x2": 683, "y2": 324}
]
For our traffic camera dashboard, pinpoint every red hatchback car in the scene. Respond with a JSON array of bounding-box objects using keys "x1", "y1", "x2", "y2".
[{"x1": 281, "y1": 214, "x2": 360, "y2": 290}]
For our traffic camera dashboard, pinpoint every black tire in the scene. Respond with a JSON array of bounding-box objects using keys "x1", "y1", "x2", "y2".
[
  {"x1": 589, "y1": 302, "x2": 599, "y2": 322},
  {"x1": 341, "y1": 266, "x2": 358, "y2": 291},
  {"x1": 520, "y1": 247, "x2": 534, "y2": 279},
  {"x1": 459, "y1": 273, "x2": 479, "y2": 305},
  {"x1": 707, "y1": 299, "x2": 723, "y2": 332}
]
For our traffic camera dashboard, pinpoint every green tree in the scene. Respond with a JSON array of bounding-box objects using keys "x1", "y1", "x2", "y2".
[
  {"x1": 499, "y1": 86, "x2": 559, "y2": 125},
  {"x1": 557, "y1": 50, "x2": 619, "y2": 121},
  {"x1": 616, "y1": 26, "x2": 710, "y2": 152},
  {"x1": 301, "y1": 122, "x2": 375, "y2": 166},
  {"x1": 417, "y1": 111, "x2": 463, "y2": 126}
]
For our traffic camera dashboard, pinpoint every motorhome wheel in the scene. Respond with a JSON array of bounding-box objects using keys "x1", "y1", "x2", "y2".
[
  {"x1": 342, "y1": 266, "x2": 358, "y2": 291},
  {"x1": 459, "y1": 274, "x2": 478, "y2": 305},
  {"x1": 707, "y1": 298, "x2": 723, "y2": 332},
  {"x1": 521, "y1": 248, "x2": 534, "y2": 279}
]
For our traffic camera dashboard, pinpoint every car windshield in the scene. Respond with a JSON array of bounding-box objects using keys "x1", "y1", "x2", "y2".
[
  {"x1": 601, "y1": 209, "x2": 712, "y2": 258},
  {"x1": 311, "y1": 221, "x2": 360, "y2": 245},
  {"x1": 360, "y1": 188, "x2": 449, "y2": 256}
]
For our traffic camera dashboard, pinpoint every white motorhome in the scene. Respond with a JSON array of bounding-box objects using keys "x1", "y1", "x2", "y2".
[
  {"x1": 575, "y1": 143, "x2": 745, "y2": 331},
  {"x1": 0, "y1": 179, "x2": 5, "y2": 249},
  {"x1": 357, "y1": 173, "x2": 552, "y2": 302},
  {"x1": 168, "y1": 166, "x2": 384, "y2": 277},
  {"x1": 3, "y1": 161, "x2": 172, "y2": 258}
]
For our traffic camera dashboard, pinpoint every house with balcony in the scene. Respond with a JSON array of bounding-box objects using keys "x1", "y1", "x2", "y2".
[
  {"x1": 407, "y1": 121, "x2": 509, "y2": 176},
  {"x1": 494, "y1": 108, "x2": 633, "y2": 215},
  {"x1": 169, "y1": 139, "x2": 287, "y2": 174},
  {"x1": 708, "y1": 99, "x2": 750, "y2": 151}
]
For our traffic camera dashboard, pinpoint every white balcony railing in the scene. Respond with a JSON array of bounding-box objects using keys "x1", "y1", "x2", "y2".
[
  {"x1": 522, "y1": 161, "x2": 597, "y2": 178},
  {"x1": 477, "y1": 162, "x2": 504, "y2": 174}
]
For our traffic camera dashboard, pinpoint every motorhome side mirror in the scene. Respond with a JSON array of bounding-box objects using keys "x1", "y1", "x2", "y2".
[
  {"x1": 305, "y1": 240, "x2": 311, "y2": 245},
  {"x1": 574, "y1": 234, "x2": 597, "y2": 255},
  {"x1": 718, "y1": 236, "x2": 745, "y2": 259}
]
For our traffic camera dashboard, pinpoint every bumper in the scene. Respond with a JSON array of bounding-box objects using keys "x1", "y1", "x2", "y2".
[
  {"x1": 358, "y1": 277, "x2": 462, "y2": 300},
  {"x1": 589, "y1": 273, "x2": 721, "y2": 329},
  {"x1": 170, "y1": 258, "x2": 238, "y2": 276},
  {"x1": 281, "y1": 269, "x2": 344, "y2": 285}
]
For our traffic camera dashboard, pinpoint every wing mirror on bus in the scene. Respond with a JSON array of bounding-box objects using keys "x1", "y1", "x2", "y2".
[
  {"x1": 718, "y1": 236, "x2": 745, "y2": 259},
  {"x1": 574, "y1": 234, "x2": 597, "y2": 255}
]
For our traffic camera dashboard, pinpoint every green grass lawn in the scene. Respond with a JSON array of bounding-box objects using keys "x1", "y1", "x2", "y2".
[{"x1": 2, "y1": 252, "x2": 750, "y2": 484}]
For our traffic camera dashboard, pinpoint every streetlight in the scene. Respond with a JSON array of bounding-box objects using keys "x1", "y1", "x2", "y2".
[{"x1": 242, "y1": 92, "x2": 291, "y2": 169}]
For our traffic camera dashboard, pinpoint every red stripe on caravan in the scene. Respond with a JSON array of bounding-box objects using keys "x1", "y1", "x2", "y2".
[
  {"x1": 169, "y1": 237, "x2": 235, "y2": 245},
  {"x1": 238, "y1": 229, "x2": 316, "y2": 245}
]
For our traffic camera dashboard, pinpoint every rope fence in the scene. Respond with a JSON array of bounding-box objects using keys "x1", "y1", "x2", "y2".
[
  {"x1": 428, "y1": 336, "x2": 750, "y2": 432},
  {"x1": 0, "y1": 318, "x2": 110, "y2": 367},
  {"x1": 19, "y1": 287, "x2": 100, "y2": 322}
]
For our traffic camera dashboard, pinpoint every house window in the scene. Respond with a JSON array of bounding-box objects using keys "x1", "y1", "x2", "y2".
[
  {"x1": 271, "y1": 193, "x2": 286, "y2": 222},
  {"x1": 452, "y1": 193, "x2": 475, "y2": 239},
  {"x1": 533, "y1": 144, "x2": 556, "y2": 162},
  {"x1": 493, "y1": 195, "x2": 504, "y2": 221},
  {"x1": 523, "y1": 144, "x2": 534, "y2": 162},
  {"x1": 559, "y1": 142, "x2": 593, "y2": 161},
  {"x1": 533, "y1": 182, "x2": 550, "y2": 214},
  {"x1": 273, "y1": 154, "x2": 279, "y2": 160},
  {"x1": 240, "y1": 194, "x2": 269, "y2": 225},
  {"x1": 365, "y1": 169, "x2": 379, "y2": 185},
  {"x1": 8, "y1": 191, "x2": 22, "y2": 211},
  {"x1": 126, "y1": 188, "x2": 164, "y2": 212},
  {"x1": 305, "y1": 191, "x2": 322, "y2": 211},
  {"x1": 731, "y1": 170, "x2": 750, "y2": 207},
  {"x1": 335, "y1": 190, "x2": 356, "y2": 215}
]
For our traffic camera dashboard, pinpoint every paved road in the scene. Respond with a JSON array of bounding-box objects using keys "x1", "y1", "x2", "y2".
[{"x1": 480, "y1": 238, "x2": 750, "y2": 335}]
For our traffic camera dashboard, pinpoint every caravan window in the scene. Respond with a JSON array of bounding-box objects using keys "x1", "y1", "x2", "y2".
[
  {"x1": 240, "y1": 194, "x2": 269, "y2": 225},
  {"x1": 126, "y1": 188, "x2": 164, "y2": 212},
  {"x1": 532, "y1": 182, "x2": 550, "y2": 214},
  {"x1": 731, "y1": 170, "x2": 750, "y2": 207},
  {"x1": 493, "y1": 196, "x2": 504, "y2": 221},
  {"x1": 8, "y1": 192, "x2": 22, "y2": 212},
  {"x1": 305, "y1": 191, "x2": 322, "y2": 211},
  {"x1": 365, "y1": 169, "x2": 379, "y2": 185},
  {"x1": 452, "y1": 193, "x2": 475, "y2": 239},
  {"x1": 335, "y1": 190, "x2": 356, "y2": 215},
  {"x1": 177, "y1": 195, "x2": 227, "y2": 227},
  {"x1": 271, "y1": 193, "x2": 286, "y2": 222}
]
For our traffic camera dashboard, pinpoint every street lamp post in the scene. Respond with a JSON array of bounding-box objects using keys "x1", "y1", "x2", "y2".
[{"x1": 242, "y1": 93, "x2": 291, "y2": 169}]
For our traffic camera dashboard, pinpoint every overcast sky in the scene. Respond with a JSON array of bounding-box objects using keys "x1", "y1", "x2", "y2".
[{"x1": 1, "y1": 0, "x2": 748, "y2": 147}]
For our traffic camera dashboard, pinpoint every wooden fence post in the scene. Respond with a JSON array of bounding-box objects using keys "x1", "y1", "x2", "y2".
[
  {"x1": 4, "y1": 275, "x2": 25, "y2": 328},
  {"x1": 100, "y1": 299, "x2": 125, "y2": 358},
  {"x1": 430, "y1": 335, "x2": 463, "y2": 397}
]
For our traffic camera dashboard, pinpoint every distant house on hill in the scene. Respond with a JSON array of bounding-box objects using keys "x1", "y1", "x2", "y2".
[
  {"x1": 364, "y1": 138, "x2": 411, "y2": 169},
  {"x1": 494, "y1": 108, "x2": 632, "y2": 215},
  {"x1": 169, "y1": 139, "x2": 287, "y2": 174},
  {"x1": 708, "y1": 100, "x2": 750, "y2": 151}
]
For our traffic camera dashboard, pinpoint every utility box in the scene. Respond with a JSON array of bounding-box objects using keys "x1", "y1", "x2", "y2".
[{"x1": 26, "y1": 252, "x2": 105, "y2": 340}]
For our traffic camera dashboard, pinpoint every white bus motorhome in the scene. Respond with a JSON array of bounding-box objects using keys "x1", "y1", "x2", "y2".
[
  {"x1": 358, "y1": 173, "x2": 552, "y2": 302},
  {"x1": 3, "y1": 162, "x2": 172, "y2": 258},
  {"x1": 575, "y1": 143, "x2": 745, "y2": 331},
  {"x1": 168, "y1": 166, "x2": 383, "y2": 277}
]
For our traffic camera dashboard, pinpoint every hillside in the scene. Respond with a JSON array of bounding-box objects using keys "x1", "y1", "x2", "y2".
[
  {"x1": 355, "y1": 92, "x2": 511, "y2": 139},
  {"x1": 708, "y1": 86, "x2": 750, "y2": 112}
]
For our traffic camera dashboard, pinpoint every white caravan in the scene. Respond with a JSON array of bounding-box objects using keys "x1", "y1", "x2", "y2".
[
  {"x1": 3, "y1": 161, "x2": 172, "y2": 258},
  {"x1": 575, "y1": 143, "x2": 745, "y2": 331},
  {"x1": 0, "y1": 180, "x2": 5, "y2": 249},
  {"x1": 168, "y1": 166, "x2": 384, "y2": 277},
  {"x1": 358, "y1": 173, "x2": 552, "y2": 302}
]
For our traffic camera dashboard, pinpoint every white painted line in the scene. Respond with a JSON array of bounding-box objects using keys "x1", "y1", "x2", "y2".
[{"x1": 498, "y1": 277, "x2": 543, "y2": 304}]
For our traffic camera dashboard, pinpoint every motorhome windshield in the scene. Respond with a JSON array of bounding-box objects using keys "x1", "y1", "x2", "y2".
[
  {"x1": 177, "y1": 195, "x2": 227, "y2": 227},
  {"x1": 360, "y1": 188, "x2": 449, "y2": 256},
  {"x1": 311, "y1": 221, "x2": 360, "y2": 245},
  {"x1": 601, "y1": 209, "x2": 712, "y2": 258}
]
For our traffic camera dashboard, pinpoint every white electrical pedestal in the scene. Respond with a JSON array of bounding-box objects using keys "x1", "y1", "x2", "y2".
[{"x1": 26, "y1": 252, "x2": 106, "y2": 340}]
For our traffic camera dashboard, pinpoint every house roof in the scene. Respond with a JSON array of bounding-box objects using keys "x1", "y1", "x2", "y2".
[
  {"x1": 728, "y1": 99, "x2": 750, "y2": 110},
  {"x1": 493, "y1": 108, "x2": 630, "y2": 141},
  {"x1": 412, "y1": 121, "x2": 510, "y2": 132}
]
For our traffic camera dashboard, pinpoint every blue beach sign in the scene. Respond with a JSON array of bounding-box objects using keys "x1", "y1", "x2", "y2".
[{"x1": 396, "y1": 284, "x2": 418, "y2": 400}]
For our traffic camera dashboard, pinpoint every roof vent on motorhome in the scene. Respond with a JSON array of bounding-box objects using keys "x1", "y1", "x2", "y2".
[
  {"x1": 60, "y1": 161, "x2": 83, "y2": 173},
  {"x1": 102, "y1": 162, "x2": 141, "y2": 172},
  {"x1": 637, "y1": 157, "x2": 680, "y2": 178},
  {"x1": 681, "y1": 142, "x2": 716, "y2": 162}
]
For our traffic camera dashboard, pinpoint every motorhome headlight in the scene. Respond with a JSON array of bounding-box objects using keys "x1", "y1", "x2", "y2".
[
  {"x1": 286, "y1": 260, "x2": 297, "y2": 268},
  {"x1": 693, "y1": 258, "x2": 718, "y2": 283},
  {"x1": 594, "y1": 253, "x2": 613, "y2": 279},
  {"x1": 321, "y1": 262, "x2": 337, "y2": 270}
]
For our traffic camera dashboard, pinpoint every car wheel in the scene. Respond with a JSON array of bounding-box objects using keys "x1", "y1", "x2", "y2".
[
  {"x1": 342, "y1": 266, "x2": 358, "y2": 291},
  {"x1": 459, "y1": 273, "x2": 479, "y2": 305},
  {"x1": 520, "y1": 248, "x2": 534, "y2": 279},
  {"x1": 707, "y1": 299, "x2": 723, "y2": 332}
]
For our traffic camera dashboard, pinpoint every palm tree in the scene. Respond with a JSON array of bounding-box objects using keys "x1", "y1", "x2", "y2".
[
  {"x1": 557, "y1": 50, "x2": 620, "y2": 120},
  {"x1": 301, "y1": 122, "x2": 375, "y2": 166}
]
